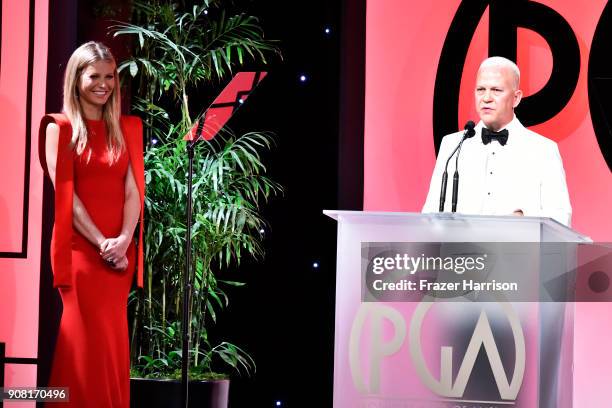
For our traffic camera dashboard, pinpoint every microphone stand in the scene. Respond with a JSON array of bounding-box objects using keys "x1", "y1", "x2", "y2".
[
  {"x1": 439, "y1": 123, "x2": 474, "y2": 211},
  {"x1": 451, "y1": 143, "x2": 464, "y2": 213},
  {"x1": 175, "y1": 71, "x2": 267, "y2": 408},
  {"x1": 176, "y1": 72, "x2": 266, "y2": 407},
  {"x1": 451, "y1": 124, "x2": 476, "y2": 212},
  {"x1": 438, "y1": 144, "x2": 459, "y2": 212},
  {"x1": 181, "y1": 117, "x2": 205, "y2": 408}
]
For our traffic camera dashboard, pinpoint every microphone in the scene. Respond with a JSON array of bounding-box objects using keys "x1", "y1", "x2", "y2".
[
  {"x1": 451, "y1": 121, "x2": 476, "y2": 212},
  {"x1": 439, "y1": 121, "x2": 476, "y2": 212}
]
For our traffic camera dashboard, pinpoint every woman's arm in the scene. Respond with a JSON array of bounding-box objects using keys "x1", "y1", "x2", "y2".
[
  {"x1": 100, "y1": 165, "x2": 141, "y2": 262},
  {"x1": 45, "y1": 122, "x2": 106, "y2": 249}
]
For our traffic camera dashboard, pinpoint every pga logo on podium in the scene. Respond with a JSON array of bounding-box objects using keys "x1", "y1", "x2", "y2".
[{"x1": 349, "y1": 302, "x2": 526, "y2": 404}]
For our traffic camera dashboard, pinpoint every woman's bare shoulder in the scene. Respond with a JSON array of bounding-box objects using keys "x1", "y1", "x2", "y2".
[
  {"x1": 45, "y1": 122, "x2": 60, "y2": 142},
  {"x1": 46, "y1": 121, "x2": 60, "y2": 132}
]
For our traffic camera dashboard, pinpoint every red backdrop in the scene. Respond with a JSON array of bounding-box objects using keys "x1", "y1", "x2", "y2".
[{"x1": 363, "y1": 2, "x2": 612, "y2": 405}]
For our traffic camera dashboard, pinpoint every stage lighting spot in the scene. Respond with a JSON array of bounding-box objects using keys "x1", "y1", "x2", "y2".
[
  {"x1": 313, "y1": 262, "x2": 319, "y2": 269},
  {"x1": 151, "y1": 138, "x2": 158, "y2": 145},
  {"x1": 299, "y1": 75, "x2": 307, "y2": 82},
  {"x1": 324, "y1": 27, "x2": 331, "y2": 34},
  {"x1": 589, "y1": 270, "x2": 610, "y2": 293},
  {"x1": 275, "y1": 401, "x2": 282, "y2": 407}
]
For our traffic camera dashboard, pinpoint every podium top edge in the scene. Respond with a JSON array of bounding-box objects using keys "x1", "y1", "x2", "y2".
[{"x1": 322, "y1": 210, "x2": 592, "y2": 243}]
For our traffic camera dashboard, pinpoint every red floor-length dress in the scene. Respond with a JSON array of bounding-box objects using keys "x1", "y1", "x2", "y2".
[{"x1": 46, "y1": 119, "x2": 135, "y2": 407}]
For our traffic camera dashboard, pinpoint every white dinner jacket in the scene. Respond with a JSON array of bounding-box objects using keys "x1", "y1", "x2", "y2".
[{"x1": 422, "y1": 117, "x2": 572, "y2": 226}]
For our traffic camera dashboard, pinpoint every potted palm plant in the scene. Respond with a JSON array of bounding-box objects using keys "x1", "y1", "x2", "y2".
[{"x1": 111, "y1": 1, "x2": 280, "y2": 407}]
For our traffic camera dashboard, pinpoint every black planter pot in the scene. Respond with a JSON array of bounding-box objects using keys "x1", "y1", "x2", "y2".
[{"x1": 130, "y1": 377, "x2": 230, "y2": 408}]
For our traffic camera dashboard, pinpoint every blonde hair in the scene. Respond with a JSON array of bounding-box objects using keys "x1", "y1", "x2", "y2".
[
  {"x1": 63, "y1": 41, "x2": 124, "y2": 164},
  {"x1": 479, "y1": 56, "x2": 521, "y2": 89}
]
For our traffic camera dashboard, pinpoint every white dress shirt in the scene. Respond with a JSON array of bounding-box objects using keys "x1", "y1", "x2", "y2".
[{"x1": 422, "y1": 117, "x2": 572, "y2": 226}]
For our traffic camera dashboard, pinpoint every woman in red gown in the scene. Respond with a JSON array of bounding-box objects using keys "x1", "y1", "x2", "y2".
[{"x1": 40, "y1": 41, "x2": 144, "y2": 407}]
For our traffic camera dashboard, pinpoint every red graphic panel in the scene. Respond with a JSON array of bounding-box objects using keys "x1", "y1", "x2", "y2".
[{"x1": 185, "y1": 71, "x2": 267, "y2": 141}]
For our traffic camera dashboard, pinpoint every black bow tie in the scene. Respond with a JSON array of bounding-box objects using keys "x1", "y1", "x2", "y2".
[{"x1": 481, "y1": 128, "x2": 509, "y2": 146}]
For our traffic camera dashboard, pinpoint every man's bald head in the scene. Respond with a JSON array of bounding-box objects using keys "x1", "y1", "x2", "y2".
[{"x1": 478, "y1": 57, "x2": 521, "y2": 90}]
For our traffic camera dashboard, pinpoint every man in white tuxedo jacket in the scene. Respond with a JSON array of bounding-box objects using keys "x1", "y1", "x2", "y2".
[{"x1": 422, "y1": 57, "x2": 572, "y2": 226}]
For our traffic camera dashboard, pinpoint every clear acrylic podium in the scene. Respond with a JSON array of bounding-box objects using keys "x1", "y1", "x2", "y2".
[{"x1": 324, "y1": 211, "x2": 591, "y2": 408}]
